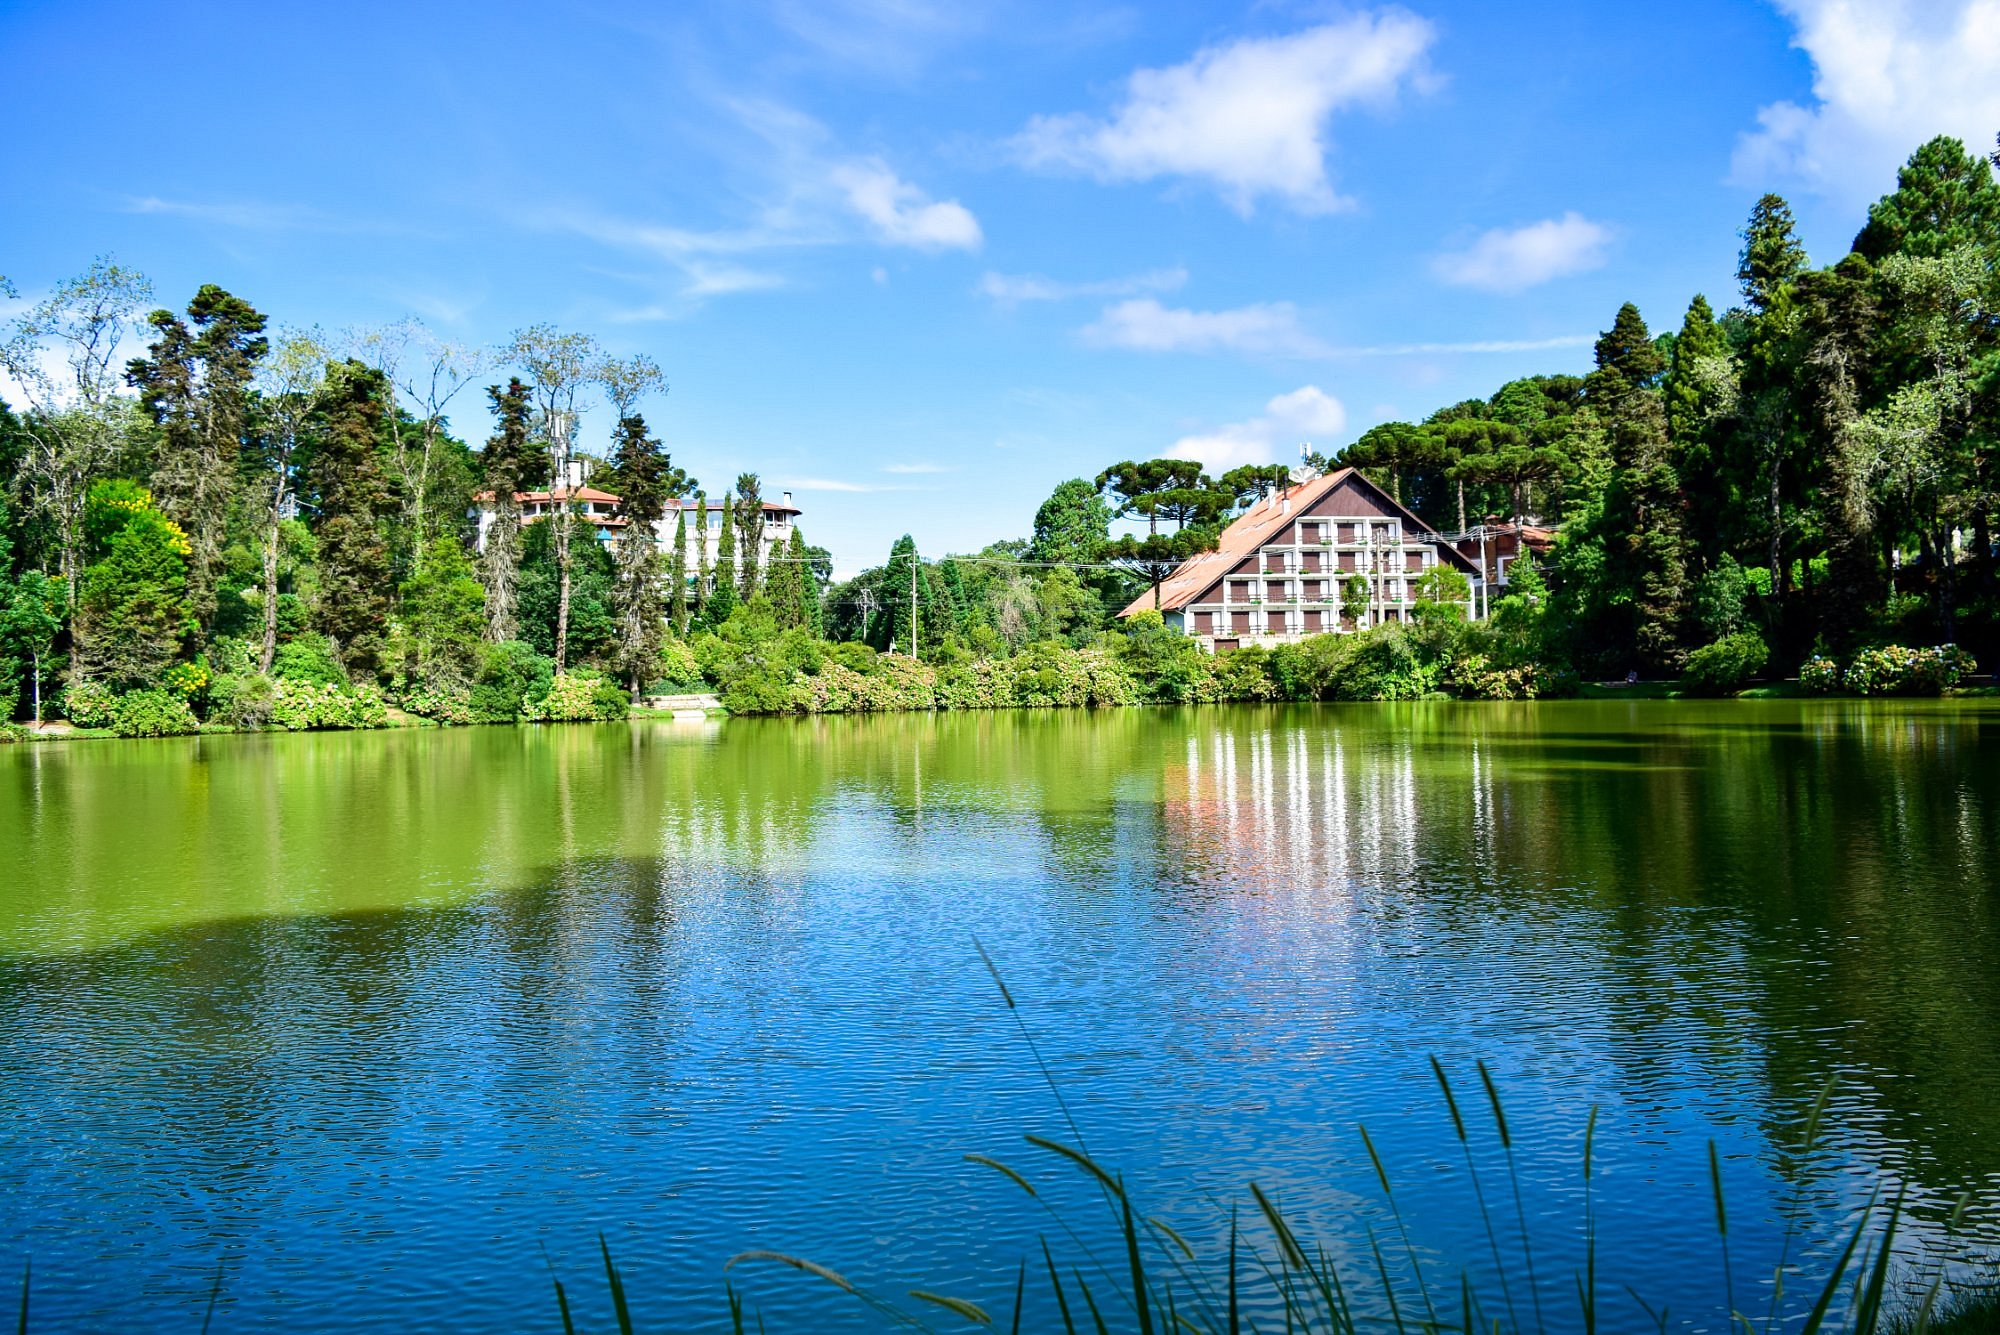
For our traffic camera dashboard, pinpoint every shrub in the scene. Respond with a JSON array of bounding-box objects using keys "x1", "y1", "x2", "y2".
[
  {"x1": 271, "y1": 636, "x2": 349, "y2": 688},
  {"x1": 1799, "y1": 655, "x2": 1842, "y2": 694},
  {"x1": 651, "y1": 638, "x2": 705, "y2": 693},
  {"x1": 399, "y1": 686, "x2": 477, "y2": 725},
  {"x1": 721, "y1": 666, "x2": 803, "y2": 715},
  {"x1": 522, "y1": 671, "x2": 630, "y2": 722},
  {"x1": 469, "y1": 641, "x2": 555, "y2": 722},
  {"x1": 1448, "y1": 653, "x2": 1545, "y2": 700},
  {"x1": 159, "y1": 658, "x2": 211, "y2": 702},
  {"x1": 1842, "y1": 644, "x2": 1972, "y2": 697},
  {"x1": 206, "y1": 672, "x2": 277, "y2": 729},
  {"x1": 269, "y1": 678, "x2": 390, "y2": 730},
  {"x1": 1680, "y1": 632, "x2": 1769, "y2": 697},
  {"x1": 62, "y1": 679, "x2": 118, "y2": 728},
  {"x1": 108, "y1": 689, "x2": 199, "y2": 738}
]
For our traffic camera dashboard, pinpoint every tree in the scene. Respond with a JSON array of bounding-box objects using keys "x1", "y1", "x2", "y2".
[
  {"x1": 250, "y1": 328, "x2": 334, "y2": 672},
  {"x1": 707, "y1": 491, "x2": 739, "y2": 625},
  {"x1": 604, "y1": 413, "x2": 687, "y2": 695},
  {"x1": 507, "y1": 325, "x2": 602, "y2": 670},
  {"x1": 0, "y1": 504, "x2": 64, "y2": 723},
  {"x1": 0, "y1": 259, "x2": 153, "y2": 600},
  {"x1": 733, "y1": 472, "x2": 765, "y2": 597},
  {"x1": 1029, "y1": 478, "x2": 1111, "y2": 565},
  {"x1": 308, "y1": 361, "x2": 395, "y2": 676},
  {"x1": 1852, "y1": 135, "x2": 2000, "y2": 261},
  {"x1": 398, "y1": 535, "x2": 485, "y2": 686},
  {"x1": 1736, "y1": 196, "x2": 1811, "y2": 600},
  {"x1": 477, "y1": 378, "x2": 539, "y2": 645},
  {"x1": 1338, "y1": 422, "x2": 1433, "y2": 504},
  {"x1": 1096, "y1": 459, "x2": 1226, "y2": 609},
  {"x1": 668, "y1": 508, "x2": 690, "y2": 633},
  {"x1": 350, "y1": 319, "x2": 487, "y2": 575},
  {"x1": 127, "y1": 285, "x2": 268, "y2": 632},
  {"x1": 71, "y1": 480, "x2": 191, "y2": 690},
  {"x1": 693, "y1": 494, "x2": 713, "y2": 623},
  {"x1": 882, "y1": 534, "x2": 923, "y2": 654},
  {"x1": 1588, "y1": 303, "x2": 1691, "y2": 672},
  {"x1": 1341, "y1": 573, "x2": 1372, "y2": 629}
]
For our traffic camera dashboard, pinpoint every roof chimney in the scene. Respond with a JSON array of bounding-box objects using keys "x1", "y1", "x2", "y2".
[
  {"x1": 782, "y1": 491, "x2": 793, "y2": 507},
  {"x1": 1280, "y1": 493, "x2": 1291, "y2": 516}
]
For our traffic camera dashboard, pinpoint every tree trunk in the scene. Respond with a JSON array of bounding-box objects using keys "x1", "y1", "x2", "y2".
[
  {"x1": 259, "y1": 505, "x2": 281, "y2": 674},
  {"x1": 1768, "y1": 461, "x2": 1785, "y2": 598},
  {"x1": 1456, "y1": 479, "x2": 1466, "y2": 533},
  {"x1": 555, "y1": 504, "x2": 573, "y2": 671}
]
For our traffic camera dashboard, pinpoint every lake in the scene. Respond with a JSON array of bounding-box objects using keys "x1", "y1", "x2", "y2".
[{"x1": 4, "y1": 702, "x2": 1998, "y2": 1331}]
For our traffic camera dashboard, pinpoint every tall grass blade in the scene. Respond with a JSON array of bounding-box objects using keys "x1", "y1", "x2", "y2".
[
  {"x1": 1799, "y1": 1194, "x2": 1875, "y2": 1335},
  {"x1": 1361, "y1": 1123, "x2": 1437, "y2": 1331},
  {"x1": 1366, "y1": 1224, "x2": 1407, "y2": 1335},
  {"x1": 1250, "y1": 1184, "x2": 1307, "y2": 1271},
  {"x1": 1075, "y1": 1268, "x2": 1112, "y2": 1335},
  {"x1": 1228, "y1": 1208, "x2": 1240, "y2": 1335},
  {"x1": 600, "y1": 1233, "x2": 635, "y2": 1335},
  {"x1": 910, "y1": 1290, "x2": 994, "y2": 1324},
  {"x1": 15, "y1": 1258, "x2": 25, "y2": 1335},
  {"x1": 965, "y1": 1154, "x2": 1037, "y2": 1197},
  {"x1": 1479, "y1": 1061, "x2": 1545, "y2": 1333},
  {"x1": 1433, "y1": 1059, "x2": 1519, "y2": 1335},
  {"x1": 1027, "y1": 1136, "x2": 1125, "y2": 1197},
  {"x1": 728, "y1": 1283, "x2": 746, "y2": 1335},
  {"x1": 976, "y1": 938, "x2": 1091, "y2": 1156},
  {"x1": 540, "y1": 1242, "x2": 577, "y2": 1335},
  {"x1": 1011, "y1": 1261, "x2": 1025, "y2": 1335},
  {"x1": 1042, "y1": 1239, "x2": 1078, "y2": 1335},
  {"x1": 1710, "y1": 1140, "x2": 1737, "y2": 1320},
  {"x1": 725, "y1": 1250, "x2": 857, "y2": 1293},
  {"x1": 1581, "y1": 1105, "x2": 1598, "y2": 1335},
  {"x1": 1765, "y1": 1075, "x2": 1837, "y2": 1335},
  {"x1": 1119, "y1": 1178, "x2": 1157, "y2": 1335},
  {"x1": 1854, "y1": 1186, "x2": 1905, "y2": 1335}
]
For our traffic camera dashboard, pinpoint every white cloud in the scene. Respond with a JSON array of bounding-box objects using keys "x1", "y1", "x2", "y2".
[
  {"x1": 1015, "y1": 12, "x2": 1435, "y2": 215},
  {"x1": 780, "y1": 476, "x2": 926, "y2": 493},
  {"x1": 978, "y1": 266, "x2": 1188, "y2": 304},
  {"x1": 832, "y1": 158, "x2": 983, "y2": 251},
  {"x1": 882, "y1": 461, "x2": 950, "y2": 473},
  {"x1": 1082, "y1": 298, "x2": 1330, "y2": 358},
  {"x1": 1734, "y1": 0, "x2": 2000, "y2": 201},
  {"x1": 1166, "y1": 385, "x2": 1348, "y2": 472},
  {"x1": 1431, "y1": 214, "x2": 1612, "y2": 293}
]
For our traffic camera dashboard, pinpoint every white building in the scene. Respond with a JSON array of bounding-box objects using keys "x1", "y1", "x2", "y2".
[{"x1": 473, "y1": 478, "x2": 801, "y2": 582}]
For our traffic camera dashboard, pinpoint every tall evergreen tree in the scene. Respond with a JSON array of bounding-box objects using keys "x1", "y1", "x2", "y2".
[
  {"x1": 693, "y1": 494, "x2": 713, "y2": 624},
  {"x1": 788, "y1": 527, "x2": 821, "y2": 633},
  {"x1": 126, "y1": 285, "x2": 268, "y2": 632},
  {"x1": 882, "y1": 534, "x2": 921, "y2": 655},
  {"x1": 1662, "y1": 294, "x2": 1738, "y2": 557},
  {"x1": 1852, "y1": 135, "x2": 2000, "y2": 261},
  {"x1": 1589, "y1": 303, "x2": 1691, "y2": 671},
  {"x1": 707, "y1": 490, "x2": 738, "y2": 624},
  {"x1": 732, "y1": 471, "x2": 765, "y2": 598},
  {"x1": 668, "y1": 506, "x2": 690, "y2": 633},
  {"x1": 478, "y1": 378, "x2": 538, "y2": 644},
  {"x1": 604, "y1": 413, "x2": 688, "y2": 695},
  {"x1": 308, "y1": 361, "x2": 394, "y2": 675},
  {"x1": 1795, "y1": 255, "x2": 1882, "y2": 651},
  {"x1": 1029, "y1": 478, "x2": 1111, "y2": 566},
  {"x1": 1736, "y1": 195, "x2": 1810, "y2": 598}
]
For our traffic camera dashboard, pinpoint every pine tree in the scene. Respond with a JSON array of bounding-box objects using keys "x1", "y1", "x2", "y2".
[
  {"x1": 1588, "y1": 304, "x2": 1690, "y2": 671},
  {"x1": 668, "y1": 507, "x2": 690, "y2": 633},
  {"x1": 883, "y1": 534, "x2": 920, "y2": 655},
  {"x1": 733, "y1": 472, "x2": 765, "y2": 598},
  {"x1": 707, "y1": 490, "x2": 739, "y2": 624},
  {"x1": 478, "y1": 378, "x2": 537, "y2": 643},
  {"x1": 787, "y1": 527, "x2": 821, "y2": 633},
  {"x1": 126, "y1": 285, "x2": 268, "y2": 633},
  {"x1": 766, "y1": 523, "x2": 805, "y2": 630},
  {"x1": 694, "y1": 494, "x2": 713, "y2": 623},
  {"x1": 308, "y1": 361, "x2": 394, "y2": 676},
  {"x1": 1662, "y1": 295, "x2": 1737, "y2": 557},
  {"x1": 1738, "y1": 195, "x2": 1809, "y2": 316},
  {"x1": 604, "y1": 413, "x2": 683, "y2": 695},
  {"x1": 1852, "y1": 135, "x2": 2000, "y2": 261},
  {"x1": 1736, "y1": 195, "x2": 1809, "y2": 600}
]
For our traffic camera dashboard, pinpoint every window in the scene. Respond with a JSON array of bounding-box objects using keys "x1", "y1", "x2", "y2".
[
  {"x1": 1266, "y1": 610, "x2": 1286, "y2": 633},
  {"x1": 1194, "y1": 611, "x2": 1215, "y2": 634},
  {"x1": 1231, "y1": 611, "x2": 1252, "y2": 632}
]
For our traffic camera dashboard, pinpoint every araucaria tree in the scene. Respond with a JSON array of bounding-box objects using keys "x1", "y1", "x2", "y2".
[
  {"x1": 307, "y1": 362, "x2": 395, "y2": 676},
  {"x1": 126, "y1": 285, "x2": 268, "y2": 632}
]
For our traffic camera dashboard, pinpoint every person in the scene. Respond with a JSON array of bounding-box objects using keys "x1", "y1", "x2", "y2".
[{"x1": 1626, "y1": 669, "x2": 1639, "y2": 685}]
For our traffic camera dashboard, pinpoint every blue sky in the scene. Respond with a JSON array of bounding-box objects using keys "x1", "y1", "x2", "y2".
[{"x1": 5, "y1": 0, "x2": 1998, "y2": 573}]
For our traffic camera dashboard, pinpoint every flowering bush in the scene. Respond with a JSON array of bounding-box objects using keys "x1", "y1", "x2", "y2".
[
  {"x1": 109, "y1": 689, "x2": 199, "y2": 738},
  {"x1": 1841, "y1": 644, "x2": 1974, "y2": 697},
  {"x1": 1448, "y1": 653, "x2": 1546, "y2": 700},
  {"x1": 207, "y1": 672, "x2": 276, "y2": 729},
  {"x1": 399, "y1": 687, "x2": 477, "y2": 725},
  {"x1": 159, "y1": 659, "x2": 211, "y2": 700},
  {"x1": 270, "y1": 678, "x2": 391, "y2": 730},
  {"x1": 1799, "y1": 655, "x2": 1842, "y2": 694},
  {"x1": 522, "y1": 671, "x2": 630, "y2": 722},
  {"x1": 62, "y1": 679, "x2": 118, "y2": 728}
]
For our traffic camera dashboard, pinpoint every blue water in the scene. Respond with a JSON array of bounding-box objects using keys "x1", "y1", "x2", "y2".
[{"x1": 3, "y1": 703, "x2": 1998, "y2": 1331}]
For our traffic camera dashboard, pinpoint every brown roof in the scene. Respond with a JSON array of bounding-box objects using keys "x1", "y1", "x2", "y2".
[{"x1": 1117, "y1": 467, "x2": 1478, "y2": 617}]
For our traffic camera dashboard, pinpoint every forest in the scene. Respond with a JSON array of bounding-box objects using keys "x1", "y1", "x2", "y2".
[{"x1": 1, "y1": 132, "x2": 1995, "y2": 734}]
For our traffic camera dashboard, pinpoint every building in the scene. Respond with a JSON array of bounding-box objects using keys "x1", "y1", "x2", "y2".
[
  {"x1": 1452, "y1": 518, "x2": 1556, "y2": 606},
  {"x1": 473, "y1": 477, "x2": 802, "y2": 580},
  {"x1": 1116, "y1": 467, "x2": 1482, "y2": 651}
]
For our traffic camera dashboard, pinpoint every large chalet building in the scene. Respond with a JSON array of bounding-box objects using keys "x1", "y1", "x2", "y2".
[{"x1": 1118, "y1": 467, "x2": 1481, "y2": 651}]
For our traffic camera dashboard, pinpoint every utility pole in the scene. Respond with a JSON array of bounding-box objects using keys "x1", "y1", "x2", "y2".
[{"x1": 858, "y1": 588, "x2": 877, "y2": 644}]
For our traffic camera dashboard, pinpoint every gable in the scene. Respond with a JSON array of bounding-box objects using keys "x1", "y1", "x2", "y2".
[{"x1": 1301, "y1": 475, "x2": 1399, "y2": 520}]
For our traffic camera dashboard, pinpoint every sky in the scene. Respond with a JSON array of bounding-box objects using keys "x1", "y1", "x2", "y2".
[{"x1": 4, "y1": 0, "x2": 2000, "y2": 574}]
